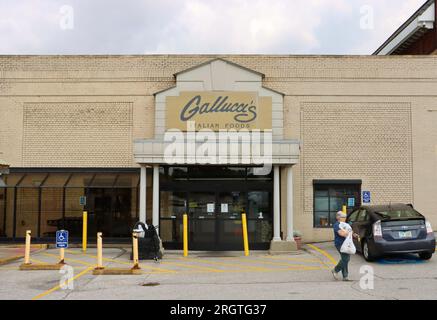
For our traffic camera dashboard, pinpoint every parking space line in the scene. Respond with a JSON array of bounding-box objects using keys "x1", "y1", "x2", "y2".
[
  {"x1": 306, "y1": 244, "x2": 337, "y2": 266},
  {"x1": 229, "y1": 257, "x2": 323, "y2": 269},
  {"x1": 172, "y1": 265, "x2": 326, "y2": 274},
  {"x1": 43, "y1": 253, "x2": 94, "y2": 267},
  {"x1": 32, "y1": 266, "x2": 93, "y2": 300},
  {"x1": 275, "y1": 266, "x2": 328, "y2": 271},
  {"x1": 178, "y1": 257, "x2": 272, "y2": 271},
  {"x1": 65, "y1": 250, "x2": 176, "y2": 273},
  {"x1": 261, "y1": 255, "x2": 324, "y2": 264},
  {"x1": 162, "y1": 261, "x2": 225, "y2": 273}
]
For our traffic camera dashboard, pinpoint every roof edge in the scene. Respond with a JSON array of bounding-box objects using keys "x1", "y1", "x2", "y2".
[
  {"x1": 173, "y1": 57, "x2": 265, "y2": 78},
  {"x1": 373, "y1": 0, "x2": 435, "y2": 55}
]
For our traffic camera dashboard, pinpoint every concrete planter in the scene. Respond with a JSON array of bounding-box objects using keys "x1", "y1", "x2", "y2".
[{"x1": 294, "y1": 236, "x2": 302, "y2": 250}]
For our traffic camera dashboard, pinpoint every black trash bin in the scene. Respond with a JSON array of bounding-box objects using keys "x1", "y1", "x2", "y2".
[{"x1": 130, "y1": 222, "x2": 162, "y2": 261}]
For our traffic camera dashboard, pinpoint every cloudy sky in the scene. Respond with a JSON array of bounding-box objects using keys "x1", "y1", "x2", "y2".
[{"x1": 0, "y1": 0, "x2": 427, "y2": 55}]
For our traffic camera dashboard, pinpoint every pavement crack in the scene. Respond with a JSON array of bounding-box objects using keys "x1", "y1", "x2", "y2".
[
  {"x1": 349, "y1": 280, "x2": 400, "y2": 300},
  {"x1": 113, "y1": 248, "x2": 127, "y2": 260}
]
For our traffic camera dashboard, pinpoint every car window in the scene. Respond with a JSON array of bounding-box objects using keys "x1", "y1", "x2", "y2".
[
  {"x1": 347, "y1": 210, "x2": 359, "y2": 222},
  {"x1": 357, "y1": 209, "x2": 368, "y2": 222},
  {"x1": 376, "y1": 208, "x2": 422, "y2": 219}
]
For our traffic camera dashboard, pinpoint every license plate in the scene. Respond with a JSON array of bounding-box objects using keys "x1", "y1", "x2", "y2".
[{"x1": 398, "y1": 231, "x2": 413, "y2": 238}]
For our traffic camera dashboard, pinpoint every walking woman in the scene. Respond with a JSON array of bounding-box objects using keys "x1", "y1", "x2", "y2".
[{"x1": 331, "y1": 211, "x2": 358, "y2": 281}]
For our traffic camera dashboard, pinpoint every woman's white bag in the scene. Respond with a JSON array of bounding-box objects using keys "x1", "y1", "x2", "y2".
[{"x1": 340, "y1": 224, "x2": 356, "y2": 255}]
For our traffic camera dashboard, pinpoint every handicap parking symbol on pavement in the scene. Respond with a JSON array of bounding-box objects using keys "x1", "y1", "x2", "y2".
[
  {"x1": 377, "y1": 254, "x2": 424, "y2": 265},
  {"x1": 56, "y1": 230, "x2": 69, "y2": 249}
]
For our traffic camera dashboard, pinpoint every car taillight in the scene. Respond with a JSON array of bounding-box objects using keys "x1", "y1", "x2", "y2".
[
  {"x1": 373, "y1": 220, "x2": 382, "y2": 237},
  {"x1": 425, "y1": 220, "x2": 433, "y2": 234}
]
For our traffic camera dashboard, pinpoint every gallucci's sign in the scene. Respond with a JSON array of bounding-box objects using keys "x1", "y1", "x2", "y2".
[{"x1": 166, "y1": 91, "x2": 272, "y2": 131}]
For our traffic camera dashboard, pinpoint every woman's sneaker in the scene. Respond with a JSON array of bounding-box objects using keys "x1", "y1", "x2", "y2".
[{"x1": 331, "y1": 269, "x2": 340, "y2": 280}]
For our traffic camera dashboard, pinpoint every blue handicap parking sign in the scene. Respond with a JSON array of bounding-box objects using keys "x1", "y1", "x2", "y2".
[
  {"x1": 363, "y1": 191, "x2": 371, "y2": 204},
  {"x1": 79, "y1": 196, "x2": 86, "y2": 206},
  {"x1": 56, "y1": 230, "x2": 69, "y2": 248}
]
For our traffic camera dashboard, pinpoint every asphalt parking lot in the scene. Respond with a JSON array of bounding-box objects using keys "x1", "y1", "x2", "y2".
[{"x1": 0, "y1": 242, "x2": 436, "y2": 300}]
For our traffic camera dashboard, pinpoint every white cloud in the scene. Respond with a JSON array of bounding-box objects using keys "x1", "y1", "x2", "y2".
[
  {"x1": 348, "y1": 0, "x2": 429, "y2": 54},
  {"x1": 0, "y1": 0, "x2": 428, "y2": 54},
  {"x1": 151, "y1": 0, "x2": 352, "y2": 53}
]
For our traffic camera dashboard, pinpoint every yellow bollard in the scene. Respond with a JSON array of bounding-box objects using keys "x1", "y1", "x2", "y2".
[
  {"x1": 132, "y1": 232, "x2": 140, "y2": 270},
  {"x1": 92, "y1": 231, "x2": 141, "y2": 275},
  {"x1": 342, "y1": 205, "x2": 347, "y2": 214},
  {"x1": 24, "y1": 230, "x2": 31, "y2": 265},
  {"x1": 241, "y1": 213, "x2": 249, "y2": 256},
  {"x1": 82, "y1": 211, "x2": 87, "y2": 253},
  {"x1": 59, "y1": 248, "x2": 65, "y2": 265},
  {"x1": 95, "y1": 232, "x2": 104, "y2": 270},
  {"x1": 183, "y1": 213, "x2": 188, "y2": 257}
]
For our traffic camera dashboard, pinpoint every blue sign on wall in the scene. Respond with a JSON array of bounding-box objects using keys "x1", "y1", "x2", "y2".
[
  {"x1": 79, "y1": 196, "x2": 86, "y2": 206},
  {"x1": 363, "y1": 191, "x2": 371, "y2": 204},
  {"x1": 56, "y1": 230, "x2": 69, "y2": 248}
]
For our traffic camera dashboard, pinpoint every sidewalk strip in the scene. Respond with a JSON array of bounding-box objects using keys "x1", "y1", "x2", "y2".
[
  {"x1": 0, "y1": 254, "x2": 24, "y2": 266},
  {"x1": 306, "y1": 244, "x2": 337, "y2": 266},
  {"x1": 262, "y1": 255, "x2": 323, "y2": 264},
  {"x1": 32, "y1": 267, "x2": 93, "y2": 300}
]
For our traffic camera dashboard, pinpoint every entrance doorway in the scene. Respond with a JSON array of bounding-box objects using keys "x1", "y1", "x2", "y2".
[
  {"x1": 189, "y1": 190, "x2": 246, "y2": 250},
  {"x1": 86, "y1": 188, "x2": 133, "y2": 238},
  {"x1": 159, "y1": 166, "x2": 273, "y2": 250}
]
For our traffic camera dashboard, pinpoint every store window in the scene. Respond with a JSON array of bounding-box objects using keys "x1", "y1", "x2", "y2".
[
  {"x1": 0, "y1": 170, "x2": 140, "y2": 239},
  {"x1": 313, "y1": 180, "x2": 361, "y2": 228}
]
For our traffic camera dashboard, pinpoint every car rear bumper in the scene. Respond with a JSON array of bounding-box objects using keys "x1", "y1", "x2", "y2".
[{"x1": 370, "y1": 235, "x2": 436, "y2": 256}]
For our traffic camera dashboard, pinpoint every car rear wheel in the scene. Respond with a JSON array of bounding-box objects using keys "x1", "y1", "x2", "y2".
[
  {"x1": 419, "y1": 252, "x2": 433, "y2": 260},
  {"x1": 362, "y1": 240, "x2": 376, "y2": 262}
]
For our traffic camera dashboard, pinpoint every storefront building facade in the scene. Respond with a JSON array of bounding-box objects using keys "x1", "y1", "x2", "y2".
[{"x1": 1, "y1": 55, "x2": 437, "y2": 250}]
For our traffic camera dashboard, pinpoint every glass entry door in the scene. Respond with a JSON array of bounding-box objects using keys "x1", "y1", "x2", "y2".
[
  {"x1": 216, "y1": 191, "x2": 246, "y2": 250},
  {"x1": 189, "y1": 191, "x2": 217, "y2": 249},
  {"x1": 188, "y1": 191, "x2": 247, "y2": 250},
  {"x1": 159, "y1": 166, "x2": 273, "y2": 250}
]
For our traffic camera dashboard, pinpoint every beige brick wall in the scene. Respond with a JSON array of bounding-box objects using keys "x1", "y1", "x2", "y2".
[
  {"x1": 298, "y1": 102, "x2": 413, "y2": 241},
  {"x1": 22, "y1": 102, "x2": 133, "y2": 167},
  {"x1": 1, "y1": 55, "x2": 437, "y2": 242}
]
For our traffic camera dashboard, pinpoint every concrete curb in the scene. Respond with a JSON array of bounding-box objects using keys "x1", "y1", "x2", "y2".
[{"x1": 0, "y1": 244, "x2": 48, "y2": 266}]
